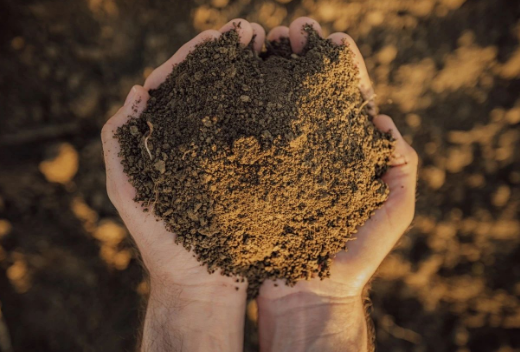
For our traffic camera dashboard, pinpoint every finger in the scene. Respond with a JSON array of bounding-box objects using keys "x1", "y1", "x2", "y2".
[
  {"x1": 219, "y1": 18, "x2": 254, "y2": 46},
  {"x1": 250, "y1": 22, "x2": 266, "y2": 53},
  {"x1": 144, "y1": 29, "x2": 221, "y2": 90},
  {"x1": 327, "y1": 32, "x2": 374, "y2": 105},
  {"x1": 288, "y1": 17, "x2": 323, "y2": 54},
  {"x1": 334, "y1": 115, "x2": 418, "y2": 283},
  {"x1": 101, "y1": 85, "x2": 150, "y2": 210},
  {"x1": 267, "y1": 26, "x2": 289, "y2": 42}
]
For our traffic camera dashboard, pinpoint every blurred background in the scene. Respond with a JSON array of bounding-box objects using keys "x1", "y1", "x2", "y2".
[{"x1": 0, "y1": 0, "x2": 519, "y2": 351}]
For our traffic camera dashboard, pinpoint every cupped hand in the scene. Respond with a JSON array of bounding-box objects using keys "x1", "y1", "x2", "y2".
[
  {"x1": 257, "y1": 18, "x2": 418, "y2": 350},
  {"x1": 102, "y1": 19, "x2": 269, "y2": 351},
  {"x1": 101, "y1": 17, "x2": 266, "y2": 313}
]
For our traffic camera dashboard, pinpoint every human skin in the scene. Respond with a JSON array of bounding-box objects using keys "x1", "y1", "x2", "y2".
[
  {"x1": 101, "y1": 17, "x2": 417, "y2": 352},
  {"x1": 101, "y1": 19, "x2": 264, "y2": 352},
  {"x1": 257, "y1": 18, "x2": 418, "y2": 352}
]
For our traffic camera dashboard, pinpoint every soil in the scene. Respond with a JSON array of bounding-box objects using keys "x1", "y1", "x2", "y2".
[
  {"x1": 116, "y1": 28, "x2": 393, "y2": 296},
  {"x1": 0, "y1": 0, "x2": 519, "y2": 351}
]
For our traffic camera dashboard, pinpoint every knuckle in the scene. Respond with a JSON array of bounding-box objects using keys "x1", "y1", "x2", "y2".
[{"x1": 251, "y1": 23, "x2": 265, "y2": 34}]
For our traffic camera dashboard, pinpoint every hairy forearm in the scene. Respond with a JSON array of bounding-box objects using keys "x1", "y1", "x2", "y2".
[
  {"x1": 140, "y1": 282, "x2": 246, "y2": 352},
  {"x1": 257, "y1": 293, "x2": 368, "y2": 352}
]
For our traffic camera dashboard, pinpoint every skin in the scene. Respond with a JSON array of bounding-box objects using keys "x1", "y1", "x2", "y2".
[
  {"x1": 258, "y1": 17, "x2": 418, "y2": 352},
  {"x1": 101, "y1": 17, "x2": 417, "y2": 352}
]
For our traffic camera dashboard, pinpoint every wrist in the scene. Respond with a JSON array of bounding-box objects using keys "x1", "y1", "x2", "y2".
[
  {"x1": 149, "y1": 271, "x2": 246, "y2": 304},
  {"x1": 257, "y1": 292, "x2": 368, "y2": 352},
  {"x1": 141, "y1": 278, "x2": 247, "y2": 352}
]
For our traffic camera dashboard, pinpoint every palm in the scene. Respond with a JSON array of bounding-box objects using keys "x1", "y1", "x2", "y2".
[
  {"x1": 101, "y1": 19, "x2": 266, "y2": 291},
  {"x1": 259, "y1": 18, "x2": 418, "y2": 301}
]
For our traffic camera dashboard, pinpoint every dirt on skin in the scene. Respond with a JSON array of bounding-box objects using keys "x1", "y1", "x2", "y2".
[{"x1": 115, "y1": 27, "x2": 394, "y2": 297}]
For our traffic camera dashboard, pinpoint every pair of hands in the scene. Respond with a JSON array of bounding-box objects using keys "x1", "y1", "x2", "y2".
[{"x1": 101, "y1": 17, "x2": 418, "y2": 352}]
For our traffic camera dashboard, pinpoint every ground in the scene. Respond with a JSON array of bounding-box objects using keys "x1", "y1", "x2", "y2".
[{"x1": 0, "y1": 0, "x2": 519, "y2": 351}]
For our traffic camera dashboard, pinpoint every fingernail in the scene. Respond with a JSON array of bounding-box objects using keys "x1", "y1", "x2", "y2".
[
  {"x1": 124, "y1": 86, "x2": 137, "y2": 106},
  {"x1": 388, "y1": 153, "x2": 408, "y2": 167}
]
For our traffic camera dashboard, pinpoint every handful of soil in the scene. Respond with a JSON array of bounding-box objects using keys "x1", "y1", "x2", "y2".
[{"x1": 116, "y1": 28, "x2": 394, "y2": 297}]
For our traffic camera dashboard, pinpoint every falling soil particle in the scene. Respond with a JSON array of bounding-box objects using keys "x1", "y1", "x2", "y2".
[{"x1": 116, "y1": 27, "x2": 394, "y2": 297}]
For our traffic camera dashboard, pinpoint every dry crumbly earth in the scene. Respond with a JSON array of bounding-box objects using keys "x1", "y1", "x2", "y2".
[
  {"x1": 115, "y1": 29, "x2": 393, "y2": 297},
  {"x1": 0, "y1": 0, "x2": 519, "y2": 351}
]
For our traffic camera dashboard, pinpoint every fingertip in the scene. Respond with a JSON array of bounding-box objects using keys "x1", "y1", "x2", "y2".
[
  {"x1": 219, "y1": 18, "x2": 253, "y2": 46},
  {"x1": 250, "y1": 22, "x2": 266, "y2": 53},
  {"x1": 327, "y1": 32, "x2": 350, "y2": 46},
  {"x1": 267, "y1": 26, "x2": 289, "y2": 42},
  {"x1": 289, "y1": 17, "x2": 322, "y2": 54}
]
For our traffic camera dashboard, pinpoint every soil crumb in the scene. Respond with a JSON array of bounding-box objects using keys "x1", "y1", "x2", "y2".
[{"x1": 116, "y1": 27, "x2": 394, "y2": 297}]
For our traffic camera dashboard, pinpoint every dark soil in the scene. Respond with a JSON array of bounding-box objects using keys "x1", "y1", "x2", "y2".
[{"x1": 116, "y1": 28, "x2": 393, "y2": 296}]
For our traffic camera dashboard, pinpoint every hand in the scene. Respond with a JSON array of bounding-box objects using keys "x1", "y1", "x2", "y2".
[
  {"x1": 257, "y1": 17, "x2": 419, "y2": 352},
  {"x1": 101, "y1": 18, "x2": 266, "y2": 352}
]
